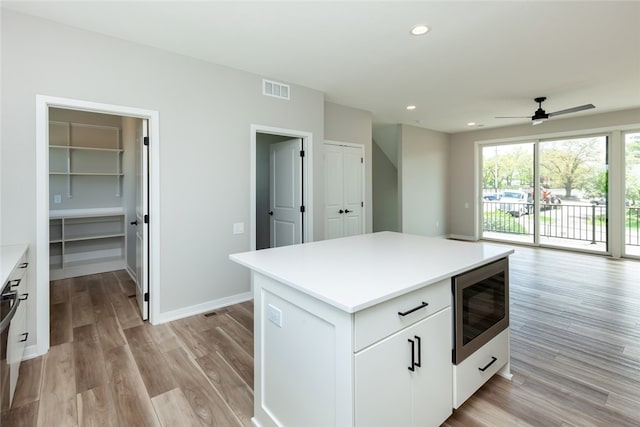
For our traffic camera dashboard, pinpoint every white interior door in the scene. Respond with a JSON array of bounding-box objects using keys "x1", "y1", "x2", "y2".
[
  {"x1": 324, "y1": 144, "x2": 345, "y2": 240},
  {"x1": 324, "y1": 143, "x2": 364, "y2": 239},
  {"x1": 342, "y1": 146, "x2": 364, "y2": 237},
  {"x1": 269, "y1": 138, "x2": 303, "y2": 247},
  {"x1": 135, "y1": 119, "x2": 149, "y2": 320}
]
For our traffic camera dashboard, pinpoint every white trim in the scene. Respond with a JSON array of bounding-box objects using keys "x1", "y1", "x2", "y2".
[
  {"x1": 324, "y1": 140, "x2": 367, "y2": 237},
  {"x1": 250, "y1": 124, "x2": 314, "y2": 251},
  {"x1": 35, "y1": 95, "x2": 161, "y2": 357},
  {"x1": 153, "y1": 292, "x2": 253, "y2": 324}
]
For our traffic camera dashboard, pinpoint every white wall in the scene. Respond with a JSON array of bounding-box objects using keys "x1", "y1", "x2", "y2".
[
  {"x1": 372, "y1": 140, "x2": 399, "y2": 232},
  {"x1": 0, "y1": 10, "x2": 326, "y2": 338},
  {"x1": 399, "y1": 124, "x2": 449, "y2": 237},
  {"x1": 324, "y1": 101, "x2": 373, "y2": 233},
  {"x1": 449, "y1": 108, "x2": 640, "y2": 239}
]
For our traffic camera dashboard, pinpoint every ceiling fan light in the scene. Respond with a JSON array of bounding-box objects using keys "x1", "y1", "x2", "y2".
[{"x1": 532, "y1": 119, "x2": 544, "y2": 126}]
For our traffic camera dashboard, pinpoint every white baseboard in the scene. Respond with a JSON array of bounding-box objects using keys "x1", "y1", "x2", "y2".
[
  {"x1": 152, "y1": 291, "x2": 253, "y2": 325},
  {"x1": 23, "y1": 344, "x2": 42, "y2": 360},
  {"x1": 448, "y1": 234, "x2": 477, "y2": 241},
  {"x1": 125, "y1": 264, "x2": 136, "y2": 283}
]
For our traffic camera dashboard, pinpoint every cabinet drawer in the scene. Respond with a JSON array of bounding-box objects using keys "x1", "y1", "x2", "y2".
[
  {"x1": 354, "y1": 279, "x2": 451, "y2": 352},
  {"x1": 5, "y1": 253, "x2": 28, "y2": 292},
  {"x1": 453, "y1": 328, "x2": 509, "y2": 408}
]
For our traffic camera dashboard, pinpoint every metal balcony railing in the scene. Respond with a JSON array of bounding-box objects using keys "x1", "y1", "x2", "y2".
[{"x1": 483, "y1": 202, "x2": 640, "y2": 247}]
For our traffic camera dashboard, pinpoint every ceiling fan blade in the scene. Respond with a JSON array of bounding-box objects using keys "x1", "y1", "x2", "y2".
[
  {"x1": 548, "y1": 104, "x2": 595, "y2": 117},
  {"x1": 495, "y1": 116, "x2": 530, "y2": 119}
]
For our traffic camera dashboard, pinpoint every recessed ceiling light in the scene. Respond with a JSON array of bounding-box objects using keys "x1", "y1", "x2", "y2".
[
  {"x1": 406, "y1": 105, "x2": 417, "y2": 110},
  {"x1": 410, "y1": 25, "x2": 430, "y2": 36},
  {"x1": 467, "y1": 122, "x2": 476, "y2": 126}
]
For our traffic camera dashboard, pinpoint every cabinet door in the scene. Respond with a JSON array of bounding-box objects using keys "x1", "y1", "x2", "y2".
[
  {"x1": 354, "y1": 323, "x2": 413, "y2": 427},
  {"x1": 355, "y1": 308, "x2": 452, "y2": 427},
  {"x1": 412, "y1": 308, "x2": 453, "y2": 427}
]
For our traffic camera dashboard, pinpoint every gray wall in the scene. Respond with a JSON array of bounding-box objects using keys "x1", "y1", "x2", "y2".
[
  {"x1": 399, "y1": 124, "x2": 449, "y2": 237},
  {"x1": 1, "y1": 10, "x2": 326, "y2": 331},
  {"x1": 372, "y1": 140, "x2": 399, "y2": 232},
  {"x1": 449, "y1": 108, "x2": 640, "y2": 239},
  {"x1": 324, "y1": 101, "x2": 373, "y2": 233}
]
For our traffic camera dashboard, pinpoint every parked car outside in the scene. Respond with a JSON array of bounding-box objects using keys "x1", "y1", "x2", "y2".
[
  {"x1": 590, "y1": 197, "x2": 606, "y2": 205},
  {"x1": 499, "y1": 191, "x2": 530, "y2": 217},
  {"x1": 483, "y1": 193, "x2": 502, "y2": 201}
]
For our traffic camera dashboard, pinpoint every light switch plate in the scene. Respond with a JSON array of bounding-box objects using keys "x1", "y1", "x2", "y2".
[
  {"x1": 233, "y1": 222, "x2": 245, "y2": 234},
  {"x1": 267, "y1": 304, "x2": 282, "y2": 327}
]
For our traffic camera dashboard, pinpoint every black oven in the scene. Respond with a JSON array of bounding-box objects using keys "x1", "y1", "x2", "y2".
[{"x1": 452, "y1": 257, "x2": 509, "y2": 365}]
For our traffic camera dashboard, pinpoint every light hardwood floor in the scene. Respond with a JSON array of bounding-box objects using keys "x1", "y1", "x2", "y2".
[{"x1": 6, "y1": 246, "x2": 640, "y2": 426}]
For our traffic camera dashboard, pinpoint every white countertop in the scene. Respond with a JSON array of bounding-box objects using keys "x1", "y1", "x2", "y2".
[
  {"x1": 1, "y1": 244, "x2": 29, "y2": 286},
  {"x1": 230, "y1": 232, "x2": 514, "y2": 313}
]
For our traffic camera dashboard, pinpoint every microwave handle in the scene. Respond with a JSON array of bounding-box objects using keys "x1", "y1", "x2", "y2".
[{"x1": 0, "y1": 292, "x2": 20, "y2": 334}]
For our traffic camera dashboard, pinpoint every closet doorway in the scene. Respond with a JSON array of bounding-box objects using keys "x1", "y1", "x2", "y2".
[
  {"x1": 251, "y1": 125, "x2": 313, "y2": 251},
  {"x1": 35, "y1": 96, "x2": 159, "y2": 356}
]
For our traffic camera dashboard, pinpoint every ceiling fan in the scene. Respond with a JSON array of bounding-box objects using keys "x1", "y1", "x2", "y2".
[{"x1": 496, "y1": 97, "x2": 595, "y2": 125}]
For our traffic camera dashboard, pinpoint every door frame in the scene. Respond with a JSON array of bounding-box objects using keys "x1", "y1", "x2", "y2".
[
  {"x1": 324, "y1": 140, "x2": 366, "y2": 237},
  {"x1": 35, "y1": 95, "x2": 160, "y2": 357},
  {"x1": 250, "y1": 124, "x2": 313, "y2": 251}
]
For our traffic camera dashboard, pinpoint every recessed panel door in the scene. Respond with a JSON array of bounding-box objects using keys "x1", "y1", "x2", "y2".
[
  {"x1": 135, "y1": 119, "x2": 149, "y2": 320},
  {"x1": 324, "y1": 144, "x2": 345, "y2": 240},
  {"x1": 270, "y1": 139, "x2": 302, "y2": 248},
  {"x1": 343, "y1": 146, "x2": 364, "y2": 237}
]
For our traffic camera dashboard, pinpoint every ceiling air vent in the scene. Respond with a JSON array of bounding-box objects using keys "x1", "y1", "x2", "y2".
[{"x1": 263, "y1": 79, "x2": 290, "y2": 100}]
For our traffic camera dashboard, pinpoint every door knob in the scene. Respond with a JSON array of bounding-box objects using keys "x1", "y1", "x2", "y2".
[
  {"x1": 130, "y1": 220, "x2": 138, "y2": 225},
  {"x1": 339, "y1": 209, "x2": 344, "y2": 214},
  {"x1": 268, "y1": 211, "x2": 274, "y2": 216},
  {"x1": 344, "y1": 209, "x2": 352, "y2": 213}
]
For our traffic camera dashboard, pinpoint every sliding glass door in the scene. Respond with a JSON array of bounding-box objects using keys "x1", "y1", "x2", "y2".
[
  {"x1": 481, "y1": 143, "x2": 534, "y2": 245},
  {"x1": 625, "y1": 132, "x2": 640, "y2": 257},
  {"x1": 538, "y1": 136, "x2": 608, "y2": 252},
  {"x1": 481, "y1": 136, "x2": 609, "y2": 253}
]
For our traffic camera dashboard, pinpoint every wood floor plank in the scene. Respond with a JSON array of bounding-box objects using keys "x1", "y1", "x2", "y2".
[
  {"x1": 11, "y1": 357, "x2": 43, "y2": 409},
  {"x1": 103, "y1": 345, "x2": 160, "y2": 427},
  {"x1": 94, "y1": 302, "x2": 126, "y2": 353},
  {"x1": 76, "y1": 384, "x2": 119, "y2": 427},
  {"x1": 196, "y1": 351, "x2": 254, "y2": 427},
  {"x1": 202, "y1": 327, "x2": 254, "y2": 389},
  {"x1": 144, "y1": 322, "x2": 182, "y2": 354},
  {"x1": 123, "y1": 325, "x2": 178, "y2": 398},
  {"x1": 110, "y1": 291, "x2": 143, "y2": 330},
  {"x1": 50, "y1": 279, "x2": 71, "y2": 305},
  {"x1": 162, "y1": 347, "x2": 241, "y2": 427},
  {"x1": 49, "y1": 302, "x2": 72, "y2": 346},
  {"x1": 6, "y1": 400, "x2": 39, "y2": 427},
  {"x1": 36, "y1": 393, "x2": 77, "y2": 427},
  {"x1": 41, "y1": 342, "x2": 75, "y2": 398},
  {"x1": 151, "y1": 388, "x2": 205, "y2": 427},
  {"x1": 73, "y1": 334, "x2": 108, "y2": 394}
]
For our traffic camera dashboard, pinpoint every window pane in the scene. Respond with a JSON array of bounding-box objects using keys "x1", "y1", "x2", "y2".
[
  {"x1": 625, "y1": 132, "x2": 640, "y2": 257},
  {"x1": 539, "y1": 136, "x2": 607, "y2": 252},
  {"x1": 481, "y1": 143, "x2": 534, "y2": 244}
]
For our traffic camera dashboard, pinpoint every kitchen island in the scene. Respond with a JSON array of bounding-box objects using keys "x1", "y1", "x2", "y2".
[{"x1": 230, "y1": 232, "x2": 513, "y2": 427}]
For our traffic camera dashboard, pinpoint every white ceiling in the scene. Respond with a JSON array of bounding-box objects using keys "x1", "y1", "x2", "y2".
[{"x1": 3, "y1": 1, "x2": 640, "y2": 134}]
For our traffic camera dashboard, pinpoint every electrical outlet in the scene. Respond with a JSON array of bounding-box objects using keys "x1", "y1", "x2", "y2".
[
  {"x1": 54, "y1": 194, "x2": 62, "y2": 204},
  {"x1": 267, "y1": 304, "x2": 282, "y2": 328}
]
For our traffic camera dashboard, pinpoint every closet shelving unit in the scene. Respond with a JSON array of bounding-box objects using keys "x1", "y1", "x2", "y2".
[{"x1": 49, "y1": 120, "x2": 127, "y2": 280}]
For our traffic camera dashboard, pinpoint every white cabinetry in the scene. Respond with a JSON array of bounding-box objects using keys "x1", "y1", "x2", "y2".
[
  {"x1": 252, "y1": 273, "x2": 452, "y2": 427},
  {"x1": 1, "y1": 244, "x2": 30, "y2": 407},
  {"x1": 355, "y1": 308, "x2": 452, "y2": 427},
  {"x1": 49, "y1": 208, "x2": 126, "y2": 280},
  {"x1": 324, "y1": 143, "x2": 364, "y2": 239}
]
